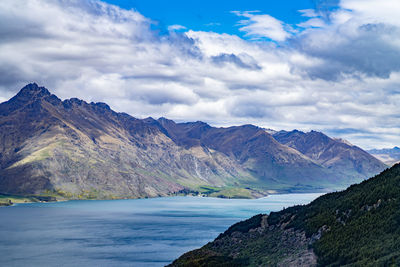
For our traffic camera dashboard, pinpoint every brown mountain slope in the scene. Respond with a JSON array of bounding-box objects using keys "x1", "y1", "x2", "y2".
[
  {"x1": 0, "y1": 84, "x2": 387, "y2": 198},
  {"x1": 273, "y1": 130, "x2": 387, "y2": 184},
  {"x1": 158, "y1": 119, "x2": 342, "y2": 190},
  {"x1": 0, "y1": 84, "x2": 244, "y2": 198}
]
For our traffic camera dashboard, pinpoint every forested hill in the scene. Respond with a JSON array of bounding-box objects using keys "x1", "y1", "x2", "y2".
[{"x1": 170, "y1": 163, "x2": 400, "y2": 266}]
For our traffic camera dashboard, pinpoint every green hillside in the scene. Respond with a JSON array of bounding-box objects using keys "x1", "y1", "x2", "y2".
[{"x1": 170, "y1": 164, "x2": 400, "y2": 266}]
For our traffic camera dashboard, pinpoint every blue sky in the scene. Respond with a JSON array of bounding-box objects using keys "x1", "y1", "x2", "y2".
[
  {"x1": 104, "y1": 0, "x2": 325, "y2": 36},
  {"x1": 0, "y1": 0, "x2": 399, "y2": 149}
]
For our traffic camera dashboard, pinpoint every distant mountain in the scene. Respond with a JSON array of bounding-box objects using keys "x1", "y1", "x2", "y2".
[
  {"x1": 0, "y1": 84, "x2": 240, "y2": 199},
  {"x1": 158, "y1": 119, "x2": 339, "y2": 191},
  {"x1": 368, "y1": 147, "x2": 400, "y2": 166},
  {"x1": 170, "y1": 164, "x2": 400, "y2": 266},
  {"x1": 0, "y1": 84, "x2": 387, "y2": 199},
  {"x1": 273, "y1": 130, "x2": 387, "y2": 182}
]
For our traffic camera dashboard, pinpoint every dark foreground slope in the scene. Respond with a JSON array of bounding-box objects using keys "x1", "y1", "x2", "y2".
[{"x1": 170, "y1": 164, "x2": 400, "y2": 267}]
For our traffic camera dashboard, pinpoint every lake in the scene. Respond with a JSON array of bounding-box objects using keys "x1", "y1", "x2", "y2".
[{"x1": 0, "y1": 193, "x2": 322, "y2": 267}]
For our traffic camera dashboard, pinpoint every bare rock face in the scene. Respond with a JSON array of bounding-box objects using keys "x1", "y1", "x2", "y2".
[
  {"x1": 0, "y1": 84, "x2": 242, "y2": 198},
  {"x1": 0, "y1": 84, "x2": 387, "y2": 199}
]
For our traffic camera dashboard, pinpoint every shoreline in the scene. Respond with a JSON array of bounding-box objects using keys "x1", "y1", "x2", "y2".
[{"x1": 2, "y1": 191, "x2": 327, "y2": 208}]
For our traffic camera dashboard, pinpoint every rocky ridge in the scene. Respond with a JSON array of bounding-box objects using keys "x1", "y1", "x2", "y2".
[{"x1": 0, "y1": 84, "x2": 387, "y2": 199}]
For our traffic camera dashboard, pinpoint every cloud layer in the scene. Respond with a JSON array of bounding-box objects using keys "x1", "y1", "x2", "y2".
[{"x1": 0, "y1": 0, "x2": 399, "y2": 149}]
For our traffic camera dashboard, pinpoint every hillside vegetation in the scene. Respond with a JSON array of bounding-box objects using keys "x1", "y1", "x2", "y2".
[{"x1": 170, "y1": 164, "x2": 400, "y2": 266}]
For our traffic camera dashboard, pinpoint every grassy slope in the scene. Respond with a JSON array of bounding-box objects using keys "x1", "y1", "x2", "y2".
[
  {"x1": 1, "y1": 85, "x2": 387, "y2": 199},
  {"x1": 0, "y1": 194, "x2": 41, "y2": 206},
  {"x1": 170, "y1": 164, "x2": 400, "y2": 266}
]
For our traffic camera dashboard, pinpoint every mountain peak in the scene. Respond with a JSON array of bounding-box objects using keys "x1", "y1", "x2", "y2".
[
  {"x1": 184, "y1": 121, "x2": 211, "y2": 128},
  {"x1": 9, "y1": 83, "x2": 53, "y2": 106},
  {"x1": 0, "y1": 83, "x2": 389, "y2": 202},
  {"x1": 0, "y1": 83, "x2": 57, "y2": 116},
  {"x1": 22, "y1": 83, "x2": 40, "y2": 90},
  {"x1": 158, "y1": 117, "x2": 177, "y2": 126},
  {"x1": 17, "y1": 83, "x2": 51, "y2": 98},
  {"x1": 0, "y1": 83, "x2": 61, "y2": 116},
  {"x1": 91, "y1": 102, "x2": 111, "y2": 110}
]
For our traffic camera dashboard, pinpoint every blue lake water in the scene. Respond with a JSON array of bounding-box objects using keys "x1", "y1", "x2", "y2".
[{"x1": 0, "y1": 193, "x2": 322, "y2": 267}]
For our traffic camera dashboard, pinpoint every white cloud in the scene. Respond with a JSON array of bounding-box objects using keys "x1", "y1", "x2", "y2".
[
  {"x1": 204, "y1": 22, "x2": 221, "y2": 27},
  {"x1": 0, "y1": 0, "x2": 399, "y2": 149},
  {"x1": 232, "y1": 11, "x2": 291, "y2": 41},
  {"x1": 168, "y1": 24, "x2": 187, "y2": 31},
  {"x1": 298, "y1": 9, "x2": 319, "y2": 18},
  {"x1": 341, "y1": 0, "x2": 400, "y2": 26},
  {"x1": 297, "y1": 18, "x2": 326, "y2": 28}
]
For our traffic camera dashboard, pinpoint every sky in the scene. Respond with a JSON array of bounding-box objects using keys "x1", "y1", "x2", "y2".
[
  {"x1": 0, "y1": 0, "x2": 399, "y2": 149},
  {"x1": 103, "y1": 0, "x2": 320, "y2": 36}
]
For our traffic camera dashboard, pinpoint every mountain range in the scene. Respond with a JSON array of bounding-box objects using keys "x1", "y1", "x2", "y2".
[
  {"x1": 170, "y1": 163, "x2": 400, "y2": 266},
  {"x1": 367, "y1": 147, "x2": 400, "y2": 166},
  {"x1": 272, "y1": 130, "x2": 385, "y2": 181},
  {"x1": 0, "y1": 84, "x2": 387, "y2": 199}
]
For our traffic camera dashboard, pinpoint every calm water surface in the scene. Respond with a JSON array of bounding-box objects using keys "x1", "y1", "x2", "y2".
[{"x1": 0, "y1": 193, "x2": 322, "y2": 267}]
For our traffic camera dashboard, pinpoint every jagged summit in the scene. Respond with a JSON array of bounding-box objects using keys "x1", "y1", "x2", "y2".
[
  {"x1": 0, "y1": 83, "x2": 60, "y2": 116},
  {"x1": 0, "y1": 84, "x2": 387, "y2": 199},
  {"x1": 10, "y1": 84, "x2": 112, "y2": 112},
  {"x1": 15, "y1": 83, "x2": 51, "y2": 98},
  {"x1": 91, "y1": 102, "x2": 110, "y2": 110},
  {"x1": 272, "y1": 129, "x2": 386, "y2": 179},
  {"x1": 20, "y1": 82, "x2": 44, "y2": 92}
]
